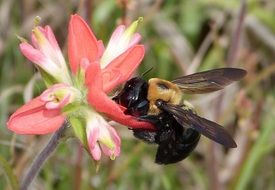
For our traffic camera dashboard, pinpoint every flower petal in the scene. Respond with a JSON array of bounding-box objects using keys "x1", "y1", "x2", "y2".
[
  {"x1": 85, "y1": 61, "x2": 154, "y2": 130},
  {"x1": 101, "y1": 143, "x2": 120, "y2": 160},
  {"x1": 100, "y1": 19, "x2": 142, "y2": 68},
  {"x1": 21, "y1": 26, "x2": 71, "y2": 85},
  {"x1": 90, "y1": 143, "x2": 101, "y2": 161},
  {"x1": 102, "y1": 45, "x2": 145, "y2": 93},
  {"x1": 128, "y1": 33, "x2": 142, "y2": 48},
  {"x1": 87, "y1": 125, "x2": 100, "y2": 150},
  {"x1": 68, "y1": 14, "x2": 99, "y2": 74},
  {"x1": 44, "y1": 26, "x2": 61, "y2": 50},
  {"x1": 97, "y1": 40, "x2": 105, "y2": 58},
  {"x1": 107, "y1": 125, "x2": 121, "y2": 147},
  {"x1": 20, "y1": 43, "x2": 45, "y2": 66},
  {"x1": 85, "y1": 60, "x2": 103, "y2": 91},
  {"x1": 7, "y1": 97, "x2": 65, "y2": 134},
  {"x1": 105, "y1": 125, "x2": 121, "y2": 158}
]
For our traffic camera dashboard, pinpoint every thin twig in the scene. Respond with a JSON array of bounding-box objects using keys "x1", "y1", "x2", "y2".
[
  {"x1": 245, "y1": 16, "x2": 275, "y2": 53},
  {"x1": 0, "y1": 139, "x2": 25, "y2": 150},
  {"x1": 226, "y1": 0, "x2": 246, "y2": 66},
  {"x1": 20, "y1": 122, "x2": 67, "y2": 190},
  {"x1": 207, "y1": 2, "x2": 247, "y2": 189},
  {"x1": 120, "y1": 0, "x2": 128, "y2": 25},
  {"x1": 187, "y1": 29, "x2": 215, "y2": 75},
  {"x1": 84, "y1": 0, "x2": 92, "y2": 24},
  {"x1": 74, "y1": 144, "x2": 83, "y2": 190},
  {"x1": 153, "y1": 15, "x2": 194, "y2": 73},
  {"x1": 207, "y1": 92, "x2": 224, "y2": 190}
]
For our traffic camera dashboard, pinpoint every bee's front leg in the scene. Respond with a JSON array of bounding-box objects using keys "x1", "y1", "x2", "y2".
[{"x1": 138, "y1": 114, "x2": 160, "y2": 126}]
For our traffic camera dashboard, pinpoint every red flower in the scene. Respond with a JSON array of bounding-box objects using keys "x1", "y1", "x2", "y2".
[
  {"x1": 7, "y1": 14, "x2": 153, "y2": 160},
  {"x1": 7, "y1": 15, "x2": 153, "y2": 134},
  {"x1": 68, "y1": 15, "x2": 154, "y2": 130}
]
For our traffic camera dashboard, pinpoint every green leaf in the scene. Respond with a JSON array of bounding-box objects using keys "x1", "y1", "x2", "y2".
[
  {"x1": 0, "y1": 155, "x2": 19, "y2": 190},
  {"x1": 69, "y1": 117, "x2": 88, "y2": 147},
  {"x1": 37, "y1": 67, "x2": 59, "y2": 87},
  {"x1": 62, "y1": 103, "x2": 84, "y2": 115},
  {"x1": 74, "y1": 67, "x2": 85, "y2": 89}
]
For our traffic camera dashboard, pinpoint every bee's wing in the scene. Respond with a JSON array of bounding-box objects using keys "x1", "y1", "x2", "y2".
[
  {"x1": 172, "y1": 68, "x2": 246, "y2": 93},
  {"x1": 159, "y1": 103, "x2": 237, "y2": 148}
]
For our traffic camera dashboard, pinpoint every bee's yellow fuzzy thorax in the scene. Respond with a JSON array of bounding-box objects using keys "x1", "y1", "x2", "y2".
[{"x1": 147, "y1": 78, "x2": 182, "y2": 115}]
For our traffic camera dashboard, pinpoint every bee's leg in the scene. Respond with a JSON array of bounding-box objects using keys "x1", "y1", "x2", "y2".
[
  {"x1": 124, "y1": 107, "x2": 134, "y2": 115},
  {"x1": 130, "y1": 114, "x2": 159, "y2": 144},
  {"x1": 133, "y1": 130, "x2": 157, "y2": 144},
  {"x1": 138, "y1": 115, "x2": 160, "y2": 126},
  {"x1": 124, "y1": 100, "x2": 149, "y2": 117}
]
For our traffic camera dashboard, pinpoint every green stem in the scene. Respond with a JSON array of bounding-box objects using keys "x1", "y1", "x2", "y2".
[
  {"x1": 20, "y1": 122, "x2": 67, "y2": 190},
  {"x1": 0, "y1": 155, "x2": 19, "y2": 190},
  {"x1": 234, "y1": 113, "x2": 275, "y2": 190}
]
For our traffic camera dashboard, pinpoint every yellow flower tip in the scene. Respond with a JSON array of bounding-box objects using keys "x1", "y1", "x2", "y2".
[
  {"x1": 124, "y1": 17, "x2": 143, "y2": 37},
  {"x1": 16, "y1": 35, "x2": 28, "y2": 43},
  {"x1": 110, "y1": 154, "x2": 116, "y2": 161},
  {"x1": 32, "y1": 27, "x2": 46, "y2": 44},
  {"x1": 137, "y1": 17, "x2": 143, "y2": 23},
  {"x1": 130, "y1": 17, "x2": 143, "y2": 29},
  {"x1": 34, "y1": 16, "x2": 42, "y2": 27},
  {"x1": 101, "y1": 138, "x2": 115, "y2": 150}
]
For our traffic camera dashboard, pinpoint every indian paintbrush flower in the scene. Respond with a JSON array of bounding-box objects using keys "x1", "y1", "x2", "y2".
[
  {"x1": 7, "y1": 14, "x2": 153, "y2": 161},
  {"x1": 20, "y1": 26, "x2": 72, "y2": 85}
]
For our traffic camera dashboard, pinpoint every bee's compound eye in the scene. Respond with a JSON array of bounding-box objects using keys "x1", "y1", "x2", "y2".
[{"x1": 155, "y1": 99, "x2": 164, "y2": 108}]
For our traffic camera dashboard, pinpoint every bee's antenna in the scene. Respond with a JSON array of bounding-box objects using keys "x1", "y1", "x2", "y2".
[{"x1": 141, "y1": 67, "x2": 154, "y2": 77}]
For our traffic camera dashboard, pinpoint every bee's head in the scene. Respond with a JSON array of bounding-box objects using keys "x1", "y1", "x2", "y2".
[{"x1": 113, "y1": 77, "x2": 148, "y2": 108}]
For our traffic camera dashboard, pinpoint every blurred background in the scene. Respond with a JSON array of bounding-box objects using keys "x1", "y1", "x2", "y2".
[{"x1": 0, "y1": 0, "x2": 275, "y2": 189}]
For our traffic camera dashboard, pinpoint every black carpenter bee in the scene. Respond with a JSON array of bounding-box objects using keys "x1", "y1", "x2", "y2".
[{"x1": 113, "y1": 68, "x2": 246, "y2": 164}]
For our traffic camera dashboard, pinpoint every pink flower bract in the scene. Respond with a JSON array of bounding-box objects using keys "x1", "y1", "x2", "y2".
[
  {"x1": 7, "y1": 97, "x2": 65, "y2": 134},
  {"x1": 86, "y1": 113, "x2": 121, "y2": 160},
  {"x1": 68, "y1": 15, "x2": 101, "y2": 74}
]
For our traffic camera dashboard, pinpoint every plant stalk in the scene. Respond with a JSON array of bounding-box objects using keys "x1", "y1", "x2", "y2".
[{"x1": 20, "y1": 122, "x2": 67, "y2": 190}]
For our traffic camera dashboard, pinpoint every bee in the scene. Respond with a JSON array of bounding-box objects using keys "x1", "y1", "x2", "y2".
[{"x1": 113, "y1": 68, "x2": 246, "y2": 164}]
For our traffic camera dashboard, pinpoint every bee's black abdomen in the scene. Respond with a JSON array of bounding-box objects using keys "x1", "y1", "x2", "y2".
[
  {"x1": 155, "y1": 128, "x2": 200, "y2": 164},
  {"x1": 133, "y1": 112, "x2": 201, "y2": 165},
  {"x1": 154, "y1": 119, "x2": 201, "y2": 165}
]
